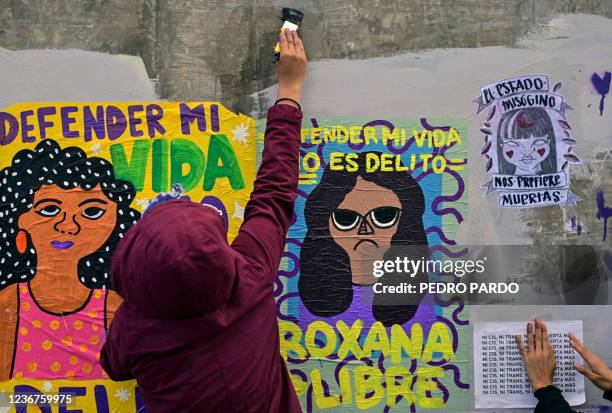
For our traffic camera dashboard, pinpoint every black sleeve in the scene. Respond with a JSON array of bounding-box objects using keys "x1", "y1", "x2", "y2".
[
  {"x1": 533, "y1": 386, "x2": 575, "y2": 413},
  {"x1": 604, "y1": 390, "x2": 612, "y2": 402}
]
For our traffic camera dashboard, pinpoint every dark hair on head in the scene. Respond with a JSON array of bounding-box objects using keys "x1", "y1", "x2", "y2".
[
  {"x1": 497, "y1": 107, "x2": 557, "y2": 174},
  {"x1": 0, "y1": 139, "x2": 141, "y2": 290},
  {"x1": 298, "y1": 151, "x2": 428, "y2": 326}
]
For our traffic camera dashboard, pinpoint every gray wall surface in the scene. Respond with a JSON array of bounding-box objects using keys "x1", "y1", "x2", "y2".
[{"x1": 1, "y1": 0, "x2": 612, "y2": 112}]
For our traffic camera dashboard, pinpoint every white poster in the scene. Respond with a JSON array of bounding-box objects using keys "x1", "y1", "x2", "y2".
[{"x1": 473, "y1": 320, "x2": 585, "y2": 409}]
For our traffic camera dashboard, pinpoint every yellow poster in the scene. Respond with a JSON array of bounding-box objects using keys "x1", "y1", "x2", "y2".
[{"x1": 0, "y1": 102, "x2": 256, "y2": 411}]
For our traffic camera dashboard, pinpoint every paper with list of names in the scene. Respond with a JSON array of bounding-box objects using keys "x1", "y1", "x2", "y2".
[{"x1": 474, "y1": 320, "x2": 585, "y2": 409}]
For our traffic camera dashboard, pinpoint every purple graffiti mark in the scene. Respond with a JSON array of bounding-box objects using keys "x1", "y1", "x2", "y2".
[
  {"x1": 321, "y1": 378, "x2": 332, "y2": 396},
  {"x1": 570, "y1": 215, "x2": 583, "y2": 235},
  {"x1": 431, "y1": 168, "x2": 465, "y2": 224},
  {"x1": 429, "y1": 245, "x2": 469, "y2": 259},
  {"x1": 276, "y1": 292, "x2": 300, "y2": 323},
  {"x1": 334, "y1": 354, "x2": 357, "y2": 385},
  {"x1": 286, "y1": 353, "x2": 310, "y2": 365},
  {"x1": 442, "y1": 364, "x2": 470, "y2": 389},
  {"x1": 291, "y1": 369, "x2": 308, "y2": 383},
  {"x1": 433, "y1": 378, "x2": 450, "y2": 403},
  {"x1": 591, "y1": 72, "x2": 611, "y2": 116},
  {"x1": 437, "y1": 315, "x2": 459, "y2": 355},
  {"x1": 306, "y1": 384, "x2": 314, "y2": 413},
  {"x1": 377, "y1": 352, "x2": 386, "y2": 373},
  {"x1": 286, "y1": 238, "x2": 303, "y2": 247},
  {"x1": 297, "y1": 189, "x2": 310, "y2": 200},
  {"x1": 435, "y1": 295, "x2": 469, "y2": 326},
  {"x1": 420, "y1": 118, "x2": 451, "y2": 132},
  {"x1": 279, "y1": 251, "x2": 300, "y2": 277},
  {"x1": 597, "y1": 189, "x2": 612, "y2": 241},
  {"x1": 274, "y1": 277, "x2": 283, "y2": 297},
  {"x1": 425, "y1": 226, "x2": 457, "y2": 245},
  {"x1": 409, "y1": 358, "x2": 417, "y2": 373}
]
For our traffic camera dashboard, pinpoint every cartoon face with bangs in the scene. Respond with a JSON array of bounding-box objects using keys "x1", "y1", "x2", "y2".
[
  {"x1": 497, "y1": 107, "x2": 557, "y2": 175},
  {"x1": 299, "y1": 151, "x2": 429, "y2": 326}
]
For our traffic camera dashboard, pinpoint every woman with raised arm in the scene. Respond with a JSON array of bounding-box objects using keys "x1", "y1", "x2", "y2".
[{"x1": 100, "y1": 29, "x2": 307, "y2": 413}]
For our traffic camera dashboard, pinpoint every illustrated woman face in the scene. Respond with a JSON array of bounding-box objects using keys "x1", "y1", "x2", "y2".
[
  {"x1": 501, "y1": 134, "x2": 551, "y2": 174},
  {"x1": 18, "y1": 184, "x2": 117, "y2": 267},
  {"x1": 328, "y1": 177, "x2": 401, "y2": 285}
]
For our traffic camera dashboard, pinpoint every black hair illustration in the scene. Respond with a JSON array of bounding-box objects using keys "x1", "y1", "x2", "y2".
[
  {"x1": 298, "y1": 151, "x2": 429, "y2": 326},
  {"x1": 497, "y1": 107, "x2": 557, "y2": 175},
  {"x1": 0, "y1": 139, "x2": 141, "y2": 290}
]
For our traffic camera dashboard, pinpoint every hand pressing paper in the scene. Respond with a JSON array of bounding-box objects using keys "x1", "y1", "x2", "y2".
[{"x1": 473, "y1": 320, "x2": 585, "y2": 409}]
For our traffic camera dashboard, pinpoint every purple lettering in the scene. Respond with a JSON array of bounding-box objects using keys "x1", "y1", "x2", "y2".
[
  {"x1": 136, "y1": 387, "x2": 149, "y2": 412},
  {"x1": 14, "y1": 385, "x2": 52, "y2": 413},
  {"x1": 180, "y1": 103, "x2": 206, "y2": 134},
  {"x1": 106, "y1": 105, "x2": 127, "y2": 141},
  {"x1": 211, "y1": 104, "x2": 219, "y2": 132},
  {"x1": 94, "y1": 385, "x2": 110, "y2": 413},
  {"x1": 128, "y1": 104, "x2": 144, "y2": 137},
  {"x1": 61, "y1": 106, "x2": 79, "y2": 138},
  {"x1": 20, "y1": 110, "x2": 35, "y2": 143},
  {"x1": 37, "y1": 106, "x2": 56, "y2": 140},
  {"x1": 58, "y1": 386, "x2": 86, "y2": 413},
  {"x1": 84, "y1": 105, "x2": 106, "y2": 141},
  {"x1": 146, "y1": 104, "x2": 165, "y2": 138},
  {"x1": 0, "y1": 112, "x2": 19, "y2": 146}
]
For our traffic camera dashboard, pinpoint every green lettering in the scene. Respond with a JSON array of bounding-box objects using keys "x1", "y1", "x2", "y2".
[
  {"x1": 203, "y1": 134, "x2": 244, "y2": 191},
  {"x1": 110, "y1": 140, "x2": 150, "y2": 191},
  {"x1": 152, "y1": 139, "x2": 169, "y2": 193},
  {"x1": 171, "y1": 138, "x2": 205, "y2": 193}
]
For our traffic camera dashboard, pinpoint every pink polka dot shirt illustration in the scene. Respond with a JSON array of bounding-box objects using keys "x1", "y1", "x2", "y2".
[{"x1": 12, "y1": 282, "x2": 108, "y2": 380}]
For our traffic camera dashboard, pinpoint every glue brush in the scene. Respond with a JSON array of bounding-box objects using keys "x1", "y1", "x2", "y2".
[{"x1": 273, "y1": 7, "x2": 304, "y2": 63}]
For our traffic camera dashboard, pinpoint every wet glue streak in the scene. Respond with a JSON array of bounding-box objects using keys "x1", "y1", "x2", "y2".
[{"x1": 273, "y1": 8, "x2": 304, "y2": 63}]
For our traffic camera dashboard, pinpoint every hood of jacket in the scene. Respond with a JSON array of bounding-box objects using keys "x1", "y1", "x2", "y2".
[{"x1": 111, "y1": 200, "x2": 235, "y2": 319}]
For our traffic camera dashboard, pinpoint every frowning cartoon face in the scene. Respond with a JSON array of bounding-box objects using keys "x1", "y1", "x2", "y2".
[
  {"x1": 328, "y1": 177, "x2": 401, "y2": 285},
  {"x1": 501, "y1": 134, "x2": 551, "y2": 174}
]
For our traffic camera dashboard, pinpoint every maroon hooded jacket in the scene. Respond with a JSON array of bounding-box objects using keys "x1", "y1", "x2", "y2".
[{"x1": 101, "y1": 104, "x2": 303, "y2": 413}]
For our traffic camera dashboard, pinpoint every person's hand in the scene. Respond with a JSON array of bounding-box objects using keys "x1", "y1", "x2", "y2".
[
  {"x1": 515, "y1": 319, "x2": 556, "y2": 391},
  {"x1": 276, "y1": 29, "x2": 307, "y2": 108},
  {"x1": 569, "y1": 332, "x2": 612, "y2": 392}
]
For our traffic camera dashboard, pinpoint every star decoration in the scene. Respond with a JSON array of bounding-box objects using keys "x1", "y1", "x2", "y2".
[
  {"x1": 114, "y1": 388, "x2": 131, "y2": 402},
  {"x1": 231, "y1": 123, "x2": 250, "y2": 144},
  {"x1": 91, "y1": 143, "x2": 102, "y2": 155},
  {"x1": 135, "y1": 198, "x2": 151, "y2": 212}
]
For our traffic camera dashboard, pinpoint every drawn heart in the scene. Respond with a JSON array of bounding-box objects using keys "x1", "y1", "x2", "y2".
[
  {"x1": 505, "y1": 150, "x2": 513, "y2": 158},
  {"x1": 591, "y1": 72, "x2": 611, "y2": 96},
  {"x1": 537, "y1": 148, "x2": 546, "y2": 156}
]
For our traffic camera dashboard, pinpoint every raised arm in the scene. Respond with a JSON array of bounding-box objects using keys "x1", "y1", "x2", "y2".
[{"x1": 231, "y1": 29, "x2": 307, "y2": 280}]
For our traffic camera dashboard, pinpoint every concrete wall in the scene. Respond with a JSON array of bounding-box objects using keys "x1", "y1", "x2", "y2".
[{"x1": 1, "y1": 0, "x2": 611, "y2": 111}]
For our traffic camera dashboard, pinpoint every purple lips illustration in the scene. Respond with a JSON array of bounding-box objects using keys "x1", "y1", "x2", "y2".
[{"x1": 51, "y1": 240, "x2": 74, "y2": 250}]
